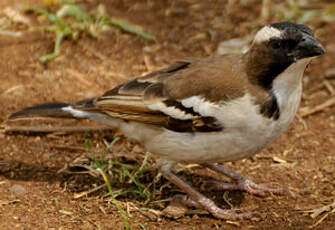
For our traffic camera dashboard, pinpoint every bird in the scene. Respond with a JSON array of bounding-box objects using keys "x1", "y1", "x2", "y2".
[{"x1": 8, "y1": 22, "x2": 325, "y2": 220}]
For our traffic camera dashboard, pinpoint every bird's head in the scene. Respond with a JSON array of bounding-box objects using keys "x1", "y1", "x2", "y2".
[{"x1": 245, "y1": 22, "x2": 325, "y2": 89}]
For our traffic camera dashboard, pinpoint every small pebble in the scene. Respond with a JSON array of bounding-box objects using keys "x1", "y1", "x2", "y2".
[{"x1": 9, "y1": 184, "x2": 27, "y2": 196}]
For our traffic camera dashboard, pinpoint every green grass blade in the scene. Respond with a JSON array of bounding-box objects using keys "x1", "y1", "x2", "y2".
[
  {"x1": 97, "y1": 168, "x2": 132, "y2": 230},
  {"x1": 103, "y1": 18, "x2": 156, "y2": 41},
  {"x1": 39, "y1": 32, "x2": 66, "y2": 63},
  {"x1": 97, "y1": 168, "x2": 147, "y2": 230},
  {"x1": 57, "y1": 4, "x2": 88, "y2": 21},
  {"x1": 27, "y1": 8, "x2": 68, "y2": 27}
]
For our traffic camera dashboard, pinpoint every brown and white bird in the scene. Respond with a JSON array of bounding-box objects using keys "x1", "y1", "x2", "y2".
[{"x1": 8, "y1": 22, "x2": 325, "y2": 220}]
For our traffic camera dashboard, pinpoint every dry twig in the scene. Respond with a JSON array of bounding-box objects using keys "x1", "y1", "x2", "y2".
[
  {"x1": 0, "y1": 200, "x2": 20, "y2": 206},
  {"x1": 310, "y1": 209, "x2": 335, "y2": 228},
  {"x1": 74, "y1": 184, "x2": 107, "y2": 199},
  {"x1": 306, "y1": 82, "x2": 325, "y2": 94},
  {"x1": 3, "y1": 125, "x2": 110, "y2": 133},
  {"x1": 296, "y1": 114, "x2": 308, "y2": 130},
  {"x1": 299, "y1": 96, "x2": 335, "y2": 117},
  {"x1": 323, "y1": 80, "x2": 335, "y2": 95},
  {"x1": 306, "y1": 201, "x2": 335, "y2": 228},
  {"x1": 307, "y1": 201, "x2": 335, "y2": 219}
]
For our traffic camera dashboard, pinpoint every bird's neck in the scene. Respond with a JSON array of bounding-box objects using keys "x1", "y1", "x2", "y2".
[
  {"x1": 243, "y1": 51, "x2": 311, "y2": 119},
  {"x1": 243, "y1": 47, "x2": 292, "y2": 90},
  {"x1": 271, "y1": 58, "x2": 311, "y2": 104}
]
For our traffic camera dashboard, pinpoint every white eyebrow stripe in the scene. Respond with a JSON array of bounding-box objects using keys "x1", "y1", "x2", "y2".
[{"x1": 254, "y1": 26, "x2": 282, "y2": 43}]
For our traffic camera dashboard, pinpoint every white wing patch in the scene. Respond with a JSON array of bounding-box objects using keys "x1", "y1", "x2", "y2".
[
  {"x1": 148, "y1": 102, "x2": 197, "y2": 120},
  {"x1": 148, "y1": 96, "x2": 222, "y2": 120},
  {"x1": 62, "y1": 106, "x2": 92, "y2": 118},
  {"x1": 181, "y1": 96, "x2": 220, "y2": 117}
]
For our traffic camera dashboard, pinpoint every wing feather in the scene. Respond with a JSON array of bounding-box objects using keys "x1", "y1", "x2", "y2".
[{"x1": 73, "y1": 56, "x2": 247, "y2": 132}]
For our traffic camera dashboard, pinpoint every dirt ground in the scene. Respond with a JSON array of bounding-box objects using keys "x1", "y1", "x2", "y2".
[{"x1": 0, "y1": 0, "x2": 334, "y2": 229}]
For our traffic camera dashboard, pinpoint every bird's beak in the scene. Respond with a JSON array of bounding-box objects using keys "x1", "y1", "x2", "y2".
[{"x1": 297, "y1": 33, "x2": 325, "y2": 58}]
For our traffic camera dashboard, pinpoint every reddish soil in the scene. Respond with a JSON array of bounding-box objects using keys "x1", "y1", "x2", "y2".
[{"x1": 0, "y1": 1, "x2": 334, "y2": 229}]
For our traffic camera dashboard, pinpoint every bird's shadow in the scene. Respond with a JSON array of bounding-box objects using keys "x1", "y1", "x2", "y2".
[
  {"x1": 0, "y1": 158, "x2": 245, "y2": 209},
  {"x1": 1, "y1": 159, "x2": 64, "y2": 183}
]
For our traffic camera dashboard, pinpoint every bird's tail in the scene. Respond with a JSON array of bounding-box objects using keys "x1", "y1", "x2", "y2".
[
  {"x1": 8, "y1": 100, "x2": 121, "y2": 129},
  {"x1": 8, "y1": 102, "x2": 89, "y2": 120}
]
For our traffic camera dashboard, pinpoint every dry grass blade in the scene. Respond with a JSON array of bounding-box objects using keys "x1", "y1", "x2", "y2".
[
  {"x1": 223, "y1": 191, "x2": 234, "y2": 208},
  {"x1": 306, "y1": 201, "x2": 335, "y2": 219},
  {"x1": 1, "y1": 85, "x2": 24, "y2": 96},
  {"x1": 299, "y1": 96, "x2": 335, "y2": 117},
  {"x1": 66, "y1": 164, "x2": 100, "y2": 178},
  {"x1": 59, "y1": 210, "x2": 73, "y2": 215},
  {"x1": 310, "y1": 208, "x2": 335, "y2": 228},
  {"x1": 323, "y1": 80, "x2": 335, "y2": 95},
  {"x1": 296, "y1": 114, "x2": 308, "y2": 130},
  {"x1": 306, "y1": 82, "x2": 325, "y2": 94},
  {"x1": 0, "y1": 30, "x2": 23, "y2": 37},
  {"x1": 0, "y1": 200, "x2": 20, "y2": 206},
  {"x1": 74, "y1": 184, "x2": 107, "y2": 199},
  {"x1": 272, "y1": 156, "x2": 288, "y2": 164}
]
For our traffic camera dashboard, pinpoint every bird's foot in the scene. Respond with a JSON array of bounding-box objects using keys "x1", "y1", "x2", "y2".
[
  {"x1": 163, "y1": 171, "x2": 259, "y2": 220},
  {"x1": 202, "y1": 179, "x2": 291, "y2": 197},
  {"x1": 171, "y1": 194, "x2": 259, "y2": 220},
  {"x1": 202, "y1": 163, "x2": 294, "y2": 197}
]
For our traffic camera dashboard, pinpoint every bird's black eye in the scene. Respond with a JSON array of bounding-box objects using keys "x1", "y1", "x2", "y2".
[{"x1": 270, "y1": 39, "x2": 281, "y2": 49}]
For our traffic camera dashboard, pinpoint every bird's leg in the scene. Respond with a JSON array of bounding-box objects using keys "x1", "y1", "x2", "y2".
[
  {"x1": 162, "y1": 170, "x2": 257, "y2": 220},
  {"x1": 202, "y1": 163, "x2": 293, "y2": 197}
]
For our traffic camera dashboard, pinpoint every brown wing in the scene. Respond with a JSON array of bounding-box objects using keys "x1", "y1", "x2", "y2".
[{"x1": 74, "y1": 55, "x2": 248, "y2": 132}]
